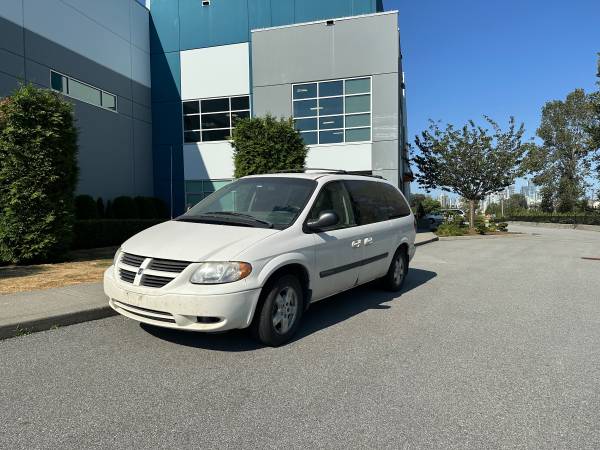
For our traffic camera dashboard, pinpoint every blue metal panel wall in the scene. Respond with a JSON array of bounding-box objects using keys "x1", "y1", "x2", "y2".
[
  {"x1": 149, "y1": 0, "x2": 179, "y2": 54},
  {"x1": 294, "y1": 0, "x2": 377, "y2": 23},
  {"x1": 177, "y1": 0, "x2": 380, "y2": 51},
  {"x1": 179, "y1": 0, "x2": 249, "y2": 51}
]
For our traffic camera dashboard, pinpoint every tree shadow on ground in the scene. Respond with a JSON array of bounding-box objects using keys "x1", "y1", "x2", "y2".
[
  {"x1": 0, "y1": 265, "x2": 47, "y2": 280},
  {"x1": 141, "y1": 268, "x2": 437, "y2": 352}
]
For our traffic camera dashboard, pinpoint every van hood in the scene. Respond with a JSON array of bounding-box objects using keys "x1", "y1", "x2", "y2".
[{"x1": 121, "y1": 220, "x2": 279, "y2": 262}]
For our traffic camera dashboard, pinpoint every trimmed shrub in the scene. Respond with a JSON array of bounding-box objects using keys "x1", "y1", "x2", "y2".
[
  {"x1": 0, "y1": 85, "x2": 78, "y2": 263},
  {"x1": 72, "y1": 219, "x2": 165, "y2": 249},
  {"x1": 75, "y1": 195, "x2": 98, "y2": 220},
  {"x1": 112, "y1": 196, "x2": 138, "y2": 219},
  {"x1": 96, "y1": 197, "x2": 105, "y2": 218},
  {"x1": 134, "y1": 196, "x2": 170, "y2": 219},
  {"x1": 436, "y1": 223, "x2": 465, "y2": 236},
  {"x1": 231, "y1": 115, "x2": 307, "y2": 177}
]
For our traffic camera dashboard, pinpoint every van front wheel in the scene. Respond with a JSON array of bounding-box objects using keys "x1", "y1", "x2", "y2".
[{"x1": 251, "y1": 274, "x2": 303, "y2": 346}]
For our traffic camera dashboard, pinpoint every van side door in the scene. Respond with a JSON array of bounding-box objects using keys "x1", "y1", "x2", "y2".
[
  {"x1": 307, "y1": 181, "x2": 365, "y2": 301},
  {"x1": 344, "y1": 180, "x2": 412, "y2": 284}
]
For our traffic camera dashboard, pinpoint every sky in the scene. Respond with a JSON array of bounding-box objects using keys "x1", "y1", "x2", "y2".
[{"x1": 383, "y1": 0, "x2": 600, "y2": 197}]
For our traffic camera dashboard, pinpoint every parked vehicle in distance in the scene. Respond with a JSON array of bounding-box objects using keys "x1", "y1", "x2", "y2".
[
  {"x1": 104, "y1": 170, "x2": 416, "y2": 346},
  {"x1": 442, "y1": 208, "x2": 466, "y2": 218},
  {"x1": 423, "y1": 211, "x2": 444, "y2": 226},
  {"x1": 424, "y1": 208, "x2": 466, "y2": 227}
]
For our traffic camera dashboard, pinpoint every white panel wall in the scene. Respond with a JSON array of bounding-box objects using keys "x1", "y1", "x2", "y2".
[
  {"x1": 180, "y1": 43, "x2": 250, "y2": 100},
  {"x1": 306, "y1": 143, "x2": 372, "y2": 171},
  {"x1": 184, "y1": 143, "x2": 235, "y2": 180},
  {"x1": 22, "y1": 0, "x2": 150, "y2": 87},
  {"x1": 0, "y1": 0, "x2": 24, "y2": 24}
]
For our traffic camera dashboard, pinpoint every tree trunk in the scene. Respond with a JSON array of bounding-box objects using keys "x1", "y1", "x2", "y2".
[{"x1": 469, "y1": 199, "x2": 475, "y2": 231}]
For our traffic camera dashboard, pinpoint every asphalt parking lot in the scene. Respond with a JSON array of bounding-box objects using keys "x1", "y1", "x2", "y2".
[{"x1": 1, "y1": 225, "x2": 599, "y2": 449}]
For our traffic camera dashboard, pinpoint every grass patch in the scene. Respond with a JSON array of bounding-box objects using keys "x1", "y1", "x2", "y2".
[{"x1": 0, "y1": 247, "x2": 116, "y2": 295}]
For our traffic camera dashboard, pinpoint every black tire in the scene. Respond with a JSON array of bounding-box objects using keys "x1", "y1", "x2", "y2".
[
  {"x1": 251, "y1": 274, "x2": 304, "y2": 346},
  {"x1": 381, "y1": 247, "x2": 408, "y2": 292}
]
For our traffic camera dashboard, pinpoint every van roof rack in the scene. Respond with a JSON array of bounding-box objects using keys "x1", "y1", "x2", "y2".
[
  {"x1": 272, "y1": 169, "x2": 384, "y2": 179},
  {"x1": 272, "y1": 168, "x2": 348, "y2": 174}
]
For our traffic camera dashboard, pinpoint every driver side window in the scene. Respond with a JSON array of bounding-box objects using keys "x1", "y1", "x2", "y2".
[{"x1": 308, "y1": 181, "x2": 356, "y2": 230}]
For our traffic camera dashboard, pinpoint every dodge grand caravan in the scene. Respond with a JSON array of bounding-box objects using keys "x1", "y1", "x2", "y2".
[{"x1": 104, "y1": 170, "x2": 416, "y2": 346}]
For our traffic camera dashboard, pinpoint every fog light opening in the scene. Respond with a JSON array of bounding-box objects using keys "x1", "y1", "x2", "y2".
[{"x1": 196, "y1": 316, "x2": 221, "y2": 324}]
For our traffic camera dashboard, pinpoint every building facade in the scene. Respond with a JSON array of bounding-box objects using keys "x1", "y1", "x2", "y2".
[
  {"x1": 0, "y1": 0, "x2": 153, "y2": 201},
  {"x1": 1, "y1": 0, "x2": 409, "y2": 216}
]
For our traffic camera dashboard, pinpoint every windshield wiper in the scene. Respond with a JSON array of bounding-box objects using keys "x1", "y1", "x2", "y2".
[{"x1": 203, "y1": 212, "x2": 273, "y2": 228}]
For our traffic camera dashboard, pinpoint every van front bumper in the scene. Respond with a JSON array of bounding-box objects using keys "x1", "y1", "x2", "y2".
[{"x1": 104, "y1": 268, "x2": 262, "y2": 332}]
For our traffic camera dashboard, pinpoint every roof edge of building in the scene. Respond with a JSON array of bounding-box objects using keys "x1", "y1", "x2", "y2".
[{"x1": 251, "y1": 10, "x2": 398, "y2": 34}]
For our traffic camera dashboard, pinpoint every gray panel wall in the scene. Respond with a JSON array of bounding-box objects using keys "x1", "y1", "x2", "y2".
[
  {"x1": 251, "y1": 12, "x2": 406, "y2": 189},
  {"x1": 0, "y1": 2, "x2": 153, "y2": 200}
]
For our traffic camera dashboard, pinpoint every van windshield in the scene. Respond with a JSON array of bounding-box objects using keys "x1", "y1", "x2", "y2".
[{"x1": 179, "y1": 177, "x2": 317, "y2": 230}]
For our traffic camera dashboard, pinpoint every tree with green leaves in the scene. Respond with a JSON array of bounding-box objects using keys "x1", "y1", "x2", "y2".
[
  {"x1": 525, "y1": 89, "x2": 596, "y2": 212},
  {"x1": 231, "y1": 115, "x2": 307, "y2": 178},
  {"x1": 588, "y1": 54, "x2": 600, "y2": 151},
  {"x1": 0, "y1": 84, "x2": 78, "y2": 263},
  {"x1": 413, "y1": 116, "x2": 527, "y2": 229}
]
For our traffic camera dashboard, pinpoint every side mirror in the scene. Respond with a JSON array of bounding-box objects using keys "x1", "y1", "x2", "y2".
[{"x1": 306, "y1": 211, "x2": 339, "y2": 232}]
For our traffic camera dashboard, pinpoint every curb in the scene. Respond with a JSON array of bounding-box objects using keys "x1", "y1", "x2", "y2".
[
  {"x1": 415, "y1": 236, "x2": 439, "y2": 247},
  {"x1": 437, "y1": 233, "x2": 526, "y2": 241},
  {"x1": 0, "y1": 305, "x2": 117, "y2": 340},
  {"x1": 508, "y1": 221, "x2": 600, "y2": 232}
]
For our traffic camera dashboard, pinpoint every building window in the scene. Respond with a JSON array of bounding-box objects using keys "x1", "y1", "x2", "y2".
[
  {"x1": 292, "y1": 77, "x2": 371, "y2": 145},
  {"x1": 185, "y1": 179, "x2": 233, "y2": 209},
  {"x1": 182, "y1": 95, "x2": 251, "y2": 143},
  {"x1": 50, "y1": 70, "x2": 117, "y2": 112}
]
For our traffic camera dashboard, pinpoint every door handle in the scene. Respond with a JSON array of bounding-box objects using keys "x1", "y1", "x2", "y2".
[
  {"x1": 363, "y1": 237, "x2": 373, "y2": 246},
  {"x1": 351, "y1": 240, "x2": 362, "y2": 248}
]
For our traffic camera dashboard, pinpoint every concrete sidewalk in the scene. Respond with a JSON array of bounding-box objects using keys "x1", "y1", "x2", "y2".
[
  {"x1": 415, "y1": 231, "x2": 439, "y2": 247},
  {"x1": 0, "y1": 234, "x2": 439, "y2": 340},
  {"x1": 0, "y1": 282, "x2": 112, "y2": 339}
]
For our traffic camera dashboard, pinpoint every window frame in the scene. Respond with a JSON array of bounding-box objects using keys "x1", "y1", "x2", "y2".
[
  {"x1": 291, "y1": 76, "x2": 373, "y2": 147},
  {"x1": 49, "y1": 70, "x2": 117, "y2": 113},
  {"x1": 182, "y1": 95, "x2": 251, "y2": 144},
  {"x1": 303, "y1": 180, "x2": 358, "y2": 233}
]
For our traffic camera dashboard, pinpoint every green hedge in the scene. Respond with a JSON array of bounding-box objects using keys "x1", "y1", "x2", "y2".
[
  {"x1": 506, "y1": 214, "x2": 600, "y2": 225},
  {"x1": 72, "y1": 219, "x2": 166, "y2": 249}
]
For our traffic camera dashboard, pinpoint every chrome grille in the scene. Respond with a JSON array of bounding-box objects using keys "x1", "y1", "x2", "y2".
[
  {"x1": 141, "y1": 274, "x2": 174, "y2": 288},
  {"x1": 121, "y1": 253, "x2": 145, "y2": 267},
  {"x1": 119, "y1": 268, "x2": 136, "y2": 284},
  {"x1": 148, "y1": 258, "x2": 191, "y2": 273}
]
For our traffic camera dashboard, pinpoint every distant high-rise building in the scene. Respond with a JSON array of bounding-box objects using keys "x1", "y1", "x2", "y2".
[
  {"x1": 520, "y1": 181, "x2": 540, "y2": 206},
  {"x1": 438, "y1": 193, "x2": 451, "y2": 208}
]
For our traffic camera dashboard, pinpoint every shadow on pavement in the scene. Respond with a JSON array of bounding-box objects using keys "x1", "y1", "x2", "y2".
[{"x1": 141, "y1": 268, "x2": 437, "y2": 352}]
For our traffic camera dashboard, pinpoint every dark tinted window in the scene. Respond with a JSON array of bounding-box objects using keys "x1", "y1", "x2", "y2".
[
  {"x1": 345, "y1": 180, "x2": 409, "y2": 225},
  {"x1": 380, "y1": 183, "x2": 412, "y2": 218}
]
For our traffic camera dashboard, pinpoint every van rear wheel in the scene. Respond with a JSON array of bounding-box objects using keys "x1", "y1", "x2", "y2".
[
  {"x1": 382, "y1": 247, "x2": 408, "y2": 292},
  {"x1": 251, "y1": 274, "x2": 304, "y2": 347}
]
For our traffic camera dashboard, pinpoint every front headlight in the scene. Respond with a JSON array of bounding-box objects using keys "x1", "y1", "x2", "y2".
[
  {"x1": 190, "y1": 262, "x2": 252, "y2": 284},
  {"x1": 113, "y1": 247, "x2": 122, "y2": 266}
]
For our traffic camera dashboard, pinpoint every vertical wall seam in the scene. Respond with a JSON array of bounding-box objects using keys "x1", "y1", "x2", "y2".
[
  {"x1": 21, "y1": 0, "x2": 27, "y2": 80},
  {"x1": 129, "y1": 0, "x2": 137, "y2": 194}
]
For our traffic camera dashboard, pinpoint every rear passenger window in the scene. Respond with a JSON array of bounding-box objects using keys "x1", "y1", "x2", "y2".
[
  {"x1": 380, "y1": 183, "x2": 412, "y2": 218},
  {"x1": 345, "y1": 180, "x2": 410, "y2": 225}
]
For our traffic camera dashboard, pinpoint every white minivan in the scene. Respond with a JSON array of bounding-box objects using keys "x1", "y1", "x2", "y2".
[{"x1": 104, "y1": 170, "x2": 416, "y2": 346}]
